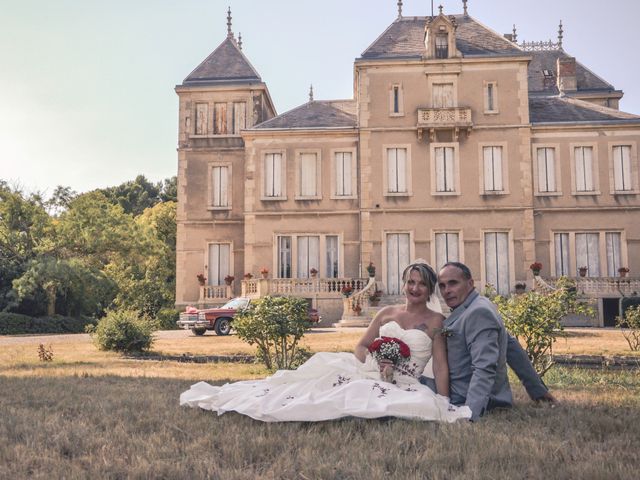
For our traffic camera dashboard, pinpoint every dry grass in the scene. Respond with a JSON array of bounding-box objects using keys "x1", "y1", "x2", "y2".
[{"x1": 0, "y1": 328, "x2": 638, "y2": 479}]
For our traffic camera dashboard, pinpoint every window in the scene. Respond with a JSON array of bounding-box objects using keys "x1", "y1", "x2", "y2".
[
  {"x1": 432, "y1": 83, "x2": 454, "y2": 108},
  {"x1": 231, "y1": 102, "x2": 246, "y2": 134},
  {"x1": 277, "y1": 234, "x2": 341, "y2": 278},
  {"x1": 214, "y1": 103, "x2": 227, "y2": 134},
  {"x1": 210, "y1": 165, "x2": 229, "y2": 208},
  {"x1": 484, "y1": 82, "x2": 498, "y2": 113},
  {"x1": 434, "y1": 233, "x2": 459, "y2": 271},
  {"x1": 435, "y1": 146, "x2": 456, "y2": 193},
  {"x1": 386, "y1": 233, "x2": 411, "y2": 295},
  {"x1": 386, "y1": 147, "x2": 408, "y2": 194},
  {"x1": 264, "y1": 152, "x2": 284, "y2": 199},
  {"x1": 389, "y1": 84, "x2": 404, "y2": 116},
  {"x1": 435, "y1": 34, "x2": 448, "y2": 59},
  {"x1": 334, "y1": 151, "x2": 353, "y2": 197},
  {"x1": 277, "y1": 236, "x2": 292, "y2": 278},
  {"x1": 605, "y1": 232, "x2": 622, "y2": 276},
  {"x1": 484, "y1": 232, "x2": 510, "y2": 296},
  {"x1": 554, "y1": 233, "x2": 570, "y2": 276},
  {"x1": 575, "y1": 233, "x2": 600, "y2": 277},
  {"x1": 195, "y1": 103, "x2": 208, "y2": 135},
  {"x1": 612, "y1": 145, "x2": 632, "y2": 192},
  {"x1": 574, "y1": 146, "x2": 594, "y2": 192},
  {"x1": 482, "y1": 146, "x2": 504, "y2": 192},
  {"x1": 207, "y1": 243, "x2": 230, "y2": 286},
  {"x1": 326, "y1": 236, "x2": 339, "y2": 278},
  {"x1": 537, "y1": 147, "x2": 557, "y2": 193},
  {"x1": 298, "y1": 152, "x2": 318, "y2": 198}
]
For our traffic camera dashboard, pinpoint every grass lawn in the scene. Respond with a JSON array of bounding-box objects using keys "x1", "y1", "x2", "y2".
[{"x1": 0, "y1": 328, "x2": 638, "y2": 479}]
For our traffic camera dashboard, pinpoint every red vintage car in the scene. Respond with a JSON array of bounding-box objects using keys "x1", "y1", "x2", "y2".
[{"x1": 177, "y1": 297, "x2": 321, "y2": 336}]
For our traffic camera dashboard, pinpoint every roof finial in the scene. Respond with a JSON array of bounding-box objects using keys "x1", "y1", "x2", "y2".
[
  {"x1": 309, "y1": 84, "x2": 314, "y2": 102},
  {"x1": 397, "y1": 0, "x2": 403, "y2": 18},
  {"x1": 512, "y1": 24, "x2": 518, "y2": 43},
  {"x1": 438, "y1": 4, "x2": 444, "y2": 15},
  {"x1": 462, "y1": 0, "x2": 468, "y2": 16},
  {"x1": 558, "y1": 20, "x2": 563, "y2": 49},
  {"x1": 226, "y1": 7, "x2": 233, "y2": 39},
  {"x1": 238, "y1": 32, "x2": 243, "y2": 50}
]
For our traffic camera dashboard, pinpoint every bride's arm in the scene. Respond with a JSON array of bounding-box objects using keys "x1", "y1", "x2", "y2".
[
  {"x1": 430, "y1": 316, "x2": 450, "y2": 397},
  {"x1": 354, "y1": 307, "x2": 393, "y2": 363}
]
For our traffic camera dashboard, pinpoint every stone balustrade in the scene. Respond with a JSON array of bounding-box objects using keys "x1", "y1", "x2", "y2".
[
  {"x1": 417, "y1": 107, "x2": 473, "y2": 127},
  {"x1": 239, "y1": 277, "x2": 369, "y2": 299},
  {"x1": 534, "y1": 276, "x2": 640, "y2": 297}
]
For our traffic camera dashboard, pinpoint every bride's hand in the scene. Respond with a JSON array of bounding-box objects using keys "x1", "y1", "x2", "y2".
[{"x1": 378, "y1": 359, "x2": 393, "y2": 373}]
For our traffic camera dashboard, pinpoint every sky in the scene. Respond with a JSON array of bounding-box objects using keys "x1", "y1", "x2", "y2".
[{"x1": 1, "y1": 0, "x2": 639, "y2": 197}]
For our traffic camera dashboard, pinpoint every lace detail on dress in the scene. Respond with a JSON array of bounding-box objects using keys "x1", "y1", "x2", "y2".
[{"x1": 376, "y1": 321, "x2": 433, "y2": 381}]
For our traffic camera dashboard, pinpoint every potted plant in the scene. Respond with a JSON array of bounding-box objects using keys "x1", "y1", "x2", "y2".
[
  {"x1": 366, "y1": 262, "x2": 376, "y2": 277},
  {"x1": 260, "y1": 267, "x2": 269, "y2": 279},
  {"x1": 310, "y1": 267, "x2": 318, "y2": 278},
  {"x1": 618, "y1": 267, "x2": 630, "y2": 278},
  {"x1": 529, "y1": 262, "x2": 542, "y2": 276},
  {"x1": 578, "y1": 266, "x2": 588, "y2": 277},
  {"x1": 514, "y1": 282, "x2": 526, "y2": 294},
  {"x1": 224, "y1": 275, "x2": 235, "y2": 286},
  {"x1": 369, "y1": 289, "x2": 383, "y2": 306},
  {"x1": 196, "y1": 273, "x2": 207, "y2": 286},
  {"x1": 341, "y1": 285, "x2": 353, "y2": 298},
  {"x1": 243, "y1": 273, "x2": 253, "y2": 280}
]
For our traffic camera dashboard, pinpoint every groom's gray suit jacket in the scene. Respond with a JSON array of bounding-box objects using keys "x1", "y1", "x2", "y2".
[{"x1": 444, "y1": 290, "x2": 513, "y2": 421}]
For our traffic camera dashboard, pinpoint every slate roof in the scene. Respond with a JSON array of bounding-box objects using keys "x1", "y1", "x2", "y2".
[
  {"x1": 252, "y1": 101, "x2": 357, "y2": 130},
  {"x1": 182, "y1": 37, "x2": 261, "y2": 85},
  {"x1": 530, "y1": 96, "x2": 640, "y2": 124},
  {"x1": 528, "y1": 50, "x2": 615, "y2": 94},
  {"x1": 360, "y1": 15, "x2": 524, "y2": 60}
]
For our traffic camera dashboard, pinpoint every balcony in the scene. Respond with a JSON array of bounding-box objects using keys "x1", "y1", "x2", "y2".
[{"x1": 417, "y1": 107, "x2": 473, "y2": 141}]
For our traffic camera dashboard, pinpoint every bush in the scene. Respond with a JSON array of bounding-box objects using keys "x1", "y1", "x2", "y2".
[
  {"x1": 234, "y1": 296, "x2": 311, "y2": 370},
  {"x1": 92, "y1": 310, "x2": 154, "y2": 353},
  {"x1": 0, "y1": 312, "x2": 96, "y2": 335},
  {"x1": 616, "y1": 305, "x2": 640, "y2": 351},
  {"x1": 492, "y1": 277, "x2": 594, "y2": 377},
  {"x1": 153, "y1": 308, "x2": 180, "y2": 331}
]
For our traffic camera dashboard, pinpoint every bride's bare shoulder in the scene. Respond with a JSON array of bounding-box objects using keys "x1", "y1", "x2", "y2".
[{"x1": 373, "y1": 305, "x2": 402, "y2": 326}]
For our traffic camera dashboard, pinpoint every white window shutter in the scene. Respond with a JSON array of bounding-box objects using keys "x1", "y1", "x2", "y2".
[
  {"x1": 444, "y1": 147, "x2": 454, "y2": 192},
  {"x1": 300, "y1": 153, "x2": 317, "y2": 196},
  {"x1": 397, "y1": 148, "x2": 407, "y2": 193},
  {"x1": 554, "y1": 233, "x2": 570, "y2": 276},
  {"x1": 584, "y1": 147, "x2": 594, "y2": 191},
  {"x1": 485, "y1": 232, "x2": 510, "y2": 295},
  {"x1": 208, "y1": 244, "x2": 230, "y2": 285},
  {"x1": 435, "y1": 147, "x2": 445, "y2": 192},
  {"x1": 605, "y1": 232, "x2": 621, "y2": 276}
]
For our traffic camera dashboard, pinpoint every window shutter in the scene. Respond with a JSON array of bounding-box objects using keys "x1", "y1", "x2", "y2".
[
  {"x1": 388, "y1": 149, "x2": 399, "y2": 192},
  {"x1": 233, "y1": 102, "x2": 246, "y2": 134},
  {"x1": 214, "y1": 103, "x2": 227, "y2": 134},
  {"x1": 300, "y1": 153, "x2": 317, "y2": 196},
  {"x1": 614, "y1": 146, "x2": 631, "y2": 191},
  {"x1": 397, "y1": 148, "x2": 407, "y2": 193},
  {"x1": 196, "y1": 103, "x2": 208, "y2": 135},
  {"x1": 554, "y1": 233, "x2": 570, "y2": 276},
  {"x1": 576, "y1": 233, "x2": 600, "y2": 276},
  {"x1": 605, "y1": 232, "x2": 621, "y2": 276},
  {"x1": 208, "y1": 244, "x2": 230, "y2": 286}
]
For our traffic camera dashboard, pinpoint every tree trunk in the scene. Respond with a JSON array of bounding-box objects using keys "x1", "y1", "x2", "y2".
[{"x1": 46, "y1": 285, "x2": 56, "y2": 316}]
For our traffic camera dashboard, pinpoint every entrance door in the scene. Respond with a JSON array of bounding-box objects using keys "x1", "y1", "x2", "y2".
[
  {"x1": 386, "y1": 233, "x2": 410, "y2": 294},
  {"x1": 602, "y1": 298, "x2": 620, "y2": 327}
]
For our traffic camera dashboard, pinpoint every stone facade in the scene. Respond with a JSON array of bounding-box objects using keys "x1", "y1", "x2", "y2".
[{"x1": 175, "y1": 7, "x2": 640, "y2": 327}]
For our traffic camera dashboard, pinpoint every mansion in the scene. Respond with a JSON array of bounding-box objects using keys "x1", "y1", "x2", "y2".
[{"x1": 175, "y1": 3, "x2": 640, "y2": 326}]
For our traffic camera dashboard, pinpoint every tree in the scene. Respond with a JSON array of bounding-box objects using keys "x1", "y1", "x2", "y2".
[
  {"x1": 234, "y1": 296, "x2": 311, "y2": 370},
  {"x1": 492, "y1": 278, "x2": 594, "y2": 377},
  {"x1": 159, "y1": 176, "x2": 177, "y2": 203},
  {"x1": 46, "y1": 185, "x2": 77, "y2": 216},
  {"x1": 99, "y1": 175, "x2": 161, "y2": 216},
  {"x1": 0, "y1": 184, "x2": 51, "y2": 313}
]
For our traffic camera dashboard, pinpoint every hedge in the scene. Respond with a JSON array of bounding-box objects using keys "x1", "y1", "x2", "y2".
[{"x1": 0, "y1": 313, "x2": 96, "y2": 335}]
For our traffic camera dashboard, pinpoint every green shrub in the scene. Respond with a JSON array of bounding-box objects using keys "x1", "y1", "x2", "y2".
[
  {"x1": 0, "y1": 312, "x2": 96, "y2": 335},
  {"x1": 234, "y1": 296, "x2": 311, "y2": 370},
  {"x1": 492, "y1": 277, "x2": 594, "y2": 377},
  {"x1": 616, "y1": 305, "x2": 640, "y2": 351},
  {"x1": 92, "y1": 310, "x2": 154, "y2": 353},
  {"x1": 153, "y1": 308, "x2": 180, "y2": 331}
]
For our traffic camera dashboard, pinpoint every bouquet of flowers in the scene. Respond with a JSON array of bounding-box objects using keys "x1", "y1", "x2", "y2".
[{"x1": 368, "y1": 336, "x2": 411, "y2": 383}]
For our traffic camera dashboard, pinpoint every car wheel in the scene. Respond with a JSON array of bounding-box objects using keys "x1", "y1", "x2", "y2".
[
  {"x1": 191, "y1": 327, "x2": 206, "y2": 336},
  {"x1": 214, "y1": 318, "x2": 232, "y2": 336}
]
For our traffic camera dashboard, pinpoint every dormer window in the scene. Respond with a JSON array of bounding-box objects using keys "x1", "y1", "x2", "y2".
[{"x1": 435, "y1": 34, "x2": 448, "y2": 59}]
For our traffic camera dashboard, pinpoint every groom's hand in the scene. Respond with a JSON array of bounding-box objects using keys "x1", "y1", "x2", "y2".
[{"x1": 535, "y1": 391, "x2": 557, "y2": 405}]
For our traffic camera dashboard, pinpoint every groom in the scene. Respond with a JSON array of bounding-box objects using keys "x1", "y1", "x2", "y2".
[{"x1": 424, "y1": 262, "x2": 554, "y2": 421}]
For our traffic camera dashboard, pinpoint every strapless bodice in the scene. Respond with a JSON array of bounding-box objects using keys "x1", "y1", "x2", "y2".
[{"x1": 376, "y1": 321, "x2": 433, "y2": 380}]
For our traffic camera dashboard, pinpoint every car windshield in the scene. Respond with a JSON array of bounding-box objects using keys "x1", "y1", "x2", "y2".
[{"x1": 222, "y1": 298, "x2": 249, "y2": 309}]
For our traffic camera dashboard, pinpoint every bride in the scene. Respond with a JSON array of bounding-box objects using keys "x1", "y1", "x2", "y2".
[{"x1": 180, "y1": 261, "x2": 471, "y2": 422}]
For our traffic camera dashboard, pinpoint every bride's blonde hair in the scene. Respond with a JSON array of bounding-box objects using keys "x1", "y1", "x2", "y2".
[{"x1": 402, "y1": 259, "x2": 437, "y2": 300}]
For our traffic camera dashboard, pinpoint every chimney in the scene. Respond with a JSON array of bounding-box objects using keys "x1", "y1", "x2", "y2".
[{"x1": 557, "y1": 57, "x2": 577, "y2": 93}]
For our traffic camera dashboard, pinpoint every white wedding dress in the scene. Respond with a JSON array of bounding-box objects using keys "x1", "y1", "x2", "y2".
[{"x1": 180, "y1": 321, "x2": 471, "y2": 422}]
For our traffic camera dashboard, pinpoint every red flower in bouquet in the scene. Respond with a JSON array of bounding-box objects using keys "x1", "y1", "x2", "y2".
[{"x1": 368, "y1": 336, "x2": 411, "y2": 364}]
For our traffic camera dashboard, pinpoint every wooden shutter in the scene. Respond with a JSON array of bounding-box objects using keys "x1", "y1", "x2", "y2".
[
  {"x1": 484, "y1": 232, "x2": 510, "y2": 295},
  {"x1": 214, "y1": 103, "x2": 227, "y2": 134},
  {"x1": 554, "y1": 233, "x2": 570, "y2": 276},
  {"x1": 335, "y1": 152, "x2": 352, "y2": 196},
  {"x1": 264, "y1": 153, "x2": 282, "y2": 197},
  {"x1": 297, "y1": 236, "x2": 320, "y2": 278},
  {"x1": 386, "y1": 233, "x2": 410, "y2": 294},
  {"x1": 575, "y1": 233, "x2": 600, "y2": 276},
  {"x1": 208, "y1": 244, "x2": 230, "y2": 285},
  {"x1": 605, "y1": 232, "x2": 621, "y2": 276},
  {"x1": 435, "y1": 233, "x2": 459, "y2": 271},
  {"x1": 212, "y1": 166, "x2": 228, "y2": 207},
  {"x1": 613, "y1": 146, "x2": 632, "y2": 191},
  {"x1": 537, "y1": 148, "x2": 556, "y2": 192},
  {"x1": 233, "y1": 102, "x2": 246, "y2": 134},
  {"x1": 195, "y1": 103, "x2": 208, "y2": 135},
  {"x1": 300, "y1": 153, "x2": 317, "y2": 196}
]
